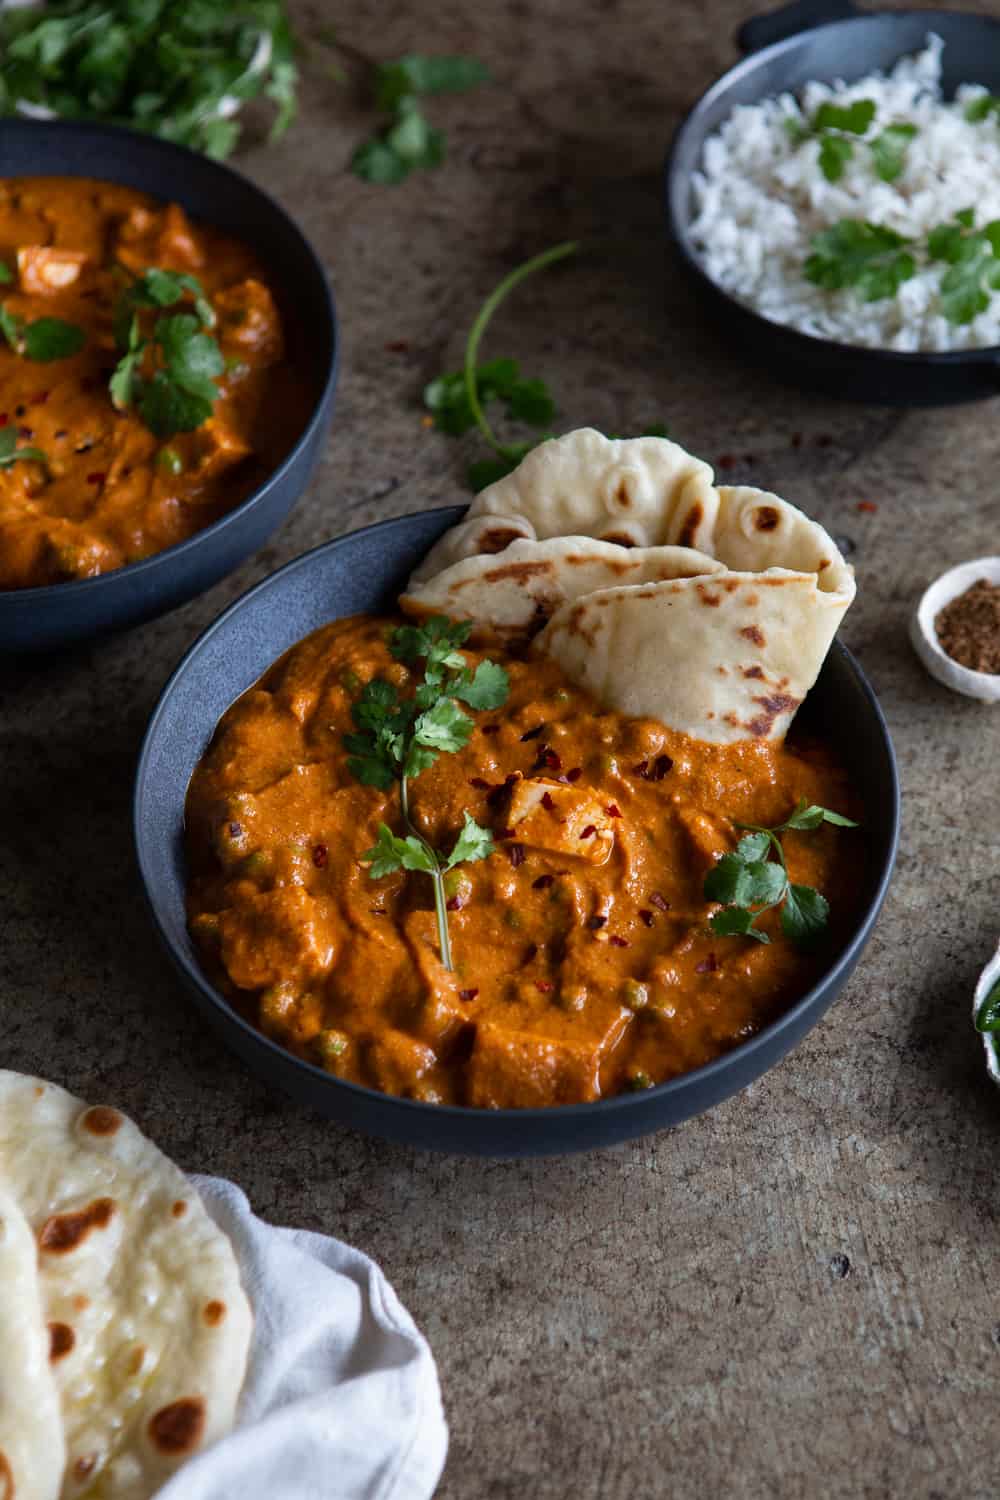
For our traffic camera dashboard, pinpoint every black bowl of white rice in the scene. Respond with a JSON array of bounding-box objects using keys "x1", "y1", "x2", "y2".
[{"x1": 666, "y1": 0, "x2": 1000, "y2": 405}]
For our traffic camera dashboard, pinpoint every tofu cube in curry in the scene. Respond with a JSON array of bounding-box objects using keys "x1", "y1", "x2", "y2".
[
  {"x1": 17, "y1": 246, "x2": 87, "y2": 295},
  {"x1": 505, "y1": 776, "x2": 616, "y2": 865}
]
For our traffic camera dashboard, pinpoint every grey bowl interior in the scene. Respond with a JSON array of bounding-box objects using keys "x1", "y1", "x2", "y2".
[
  {"x1": 134, "y1": 508, "x2": 900, "y2": 1157},
  {"x1": 666, "y1": 6, "x2": 1000, "y2": 404},
  {"x1": 0, "y1": 120, "x2": 338, "y2": 652}
]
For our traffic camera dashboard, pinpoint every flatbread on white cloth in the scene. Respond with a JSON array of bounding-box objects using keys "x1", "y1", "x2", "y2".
[
  {"x1": 412, "y1": 429, "x2": 719, "y2": 581},
  {"x1": 400, "y1": 535, "x2": 724, "y2": 637},
  {"x1": 157, "y1": 1175, "x2": 448, "y2": 1500},
  {"x1": 408, "y1": 431, "x2": 855, "y2": 743},
  {"x1": 0, "y1": 1073, "x2": 252, "y2": 1500},
  {"x1": 0, "y1": 1184, "x2": 65, "y2": 1500}
]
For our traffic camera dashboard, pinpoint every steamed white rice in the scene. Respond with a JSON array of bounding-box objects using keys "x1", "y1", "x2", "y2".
[{"x1": 689, "y1": 37, "x2": 1000, "y2": 351}]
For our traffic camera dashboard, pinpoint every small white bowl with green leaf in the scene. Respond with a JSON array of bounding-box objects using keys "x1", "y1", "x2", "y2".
[{"x1": 973, "y1": 944, "x2": 1000, "y2": 1084}]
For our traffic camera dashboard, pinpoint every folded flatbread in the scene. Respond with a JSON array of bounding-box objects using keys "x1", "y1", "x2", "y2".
[
  {"x1": 0, "y1": 1184, "x2": 65, "y2": 1500},
  {"x1": 401, "y1": 535, "x2": 724, "y2": 638},
  {"x1": 0, "y1": 1072, "x2": 252, "y2": 1500}
]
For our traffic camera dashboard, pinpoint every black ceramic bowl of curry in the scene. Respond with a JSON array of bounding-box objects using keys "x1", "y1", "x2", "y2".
[
  {"x1": 135, "y1": 507, "x2": 899, "y2": 1157},
  {"x1": 0, "y1": 122, "x2": 337, "y2": 653}
]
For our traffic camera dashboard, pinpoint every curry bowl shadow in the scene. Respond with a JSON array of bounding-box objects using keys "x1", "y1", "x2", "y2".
[
  {"x1": 0, "y1": 121, "x2": 338, "y2": 653},
  {"x1": 134, "y1": 507, "x2": 900, "y2": 1157}
]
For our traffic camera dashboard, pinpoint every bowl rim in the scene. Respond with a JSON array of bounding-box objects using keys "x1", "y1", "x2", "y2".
[
  {"x1": 134, "y1": 508, "x2": 901, "y2": 1127},
  {"x1": 664, "y1": 6, "x2": 1000, "y2": 366},
  {"x1": 0, "y1": 118, "x2": 339, "y2": 601},
  {"x1": 911, "y1": 554, "x2": 1000, "y2": 699}
]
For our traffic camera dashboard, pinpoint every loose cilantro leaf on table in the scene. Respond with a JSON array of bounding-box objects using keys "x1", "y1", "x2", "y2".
[
  {"x1": 0, "y1": 0, "x2": 299, "y2": 159},
  {"x1": 0, "y1": 425, "x2": 47, "y2": 470},
  {"x1": 927, "y1": 210, "x2": 1000, "y2": 325},
  {"x1": 805, "y1": 220, "x2": 916, "y2": 301},
  {"x1": 352, "y1": 51, "x2": 488, "y2": 185},
  {"x1": 345, "y1": 615, "x2": 510, "y2": 970},
  {"x1": 109, "y1": 269, "x2": 224, "y2": 438},
  {"x1": 703, "y1": 799, "x2": 858, "y2": 948}
]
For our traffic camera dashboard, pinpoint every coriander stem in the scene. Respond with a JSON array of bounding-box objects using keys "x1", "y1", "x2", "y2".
[
  {"x1": 401, "y1": 775, "x2": 454, "y2": 970},
  {"x1": 463, "y1": 240, "x2": 579, "y2": 457}
]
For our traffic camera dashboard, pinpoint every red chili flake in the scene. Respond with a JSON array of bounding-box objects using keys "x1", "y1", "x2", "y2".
[
  {"x1": 541, "y1": 791, "x2": 556, "y2": 811},
  {"x1": 469, "y1": 777, "x2": 491, "y2": 790},
  {"x1": 695, "y1": 953, "x2": 719, "y2": 974},
  {"x1": 228, "y1": 821, "x2": 242, "y2": 838},
  {"x1": 649, "y1": 892, "x2": 670, "y2": 911},
  {"x1": 459, "y1": 987, "x2": 479, "y2": 1002},
  {"x1": 30, "y1": 390, "x2": 49, "y2": 405},
  {"x1": 652, "y1": 754, "x2": 673, "y2": 781},
  {"x1": 609, "y1": 935, "x2": 630, "y2": 948},
  {"x1": 857, "y1": 500, "x2": 878, "y2": 513},
  {"x1": 639, "y1": 909, "x2": 654, "y2": 927},
  {"x1": 579, "y1": 824, "x2": 597, "y2": 840},
  {"x1": 86, "y1": 471, "x2": 106, "y2": 485},
  {"x1": 605, "y1": 803, "x2": 622, "y2": 818},
  {"x1": 567, "y1": 767, "x2": 582, "y2": 782},
  {"x1": 384, "y1": 339, "x2": 410, "y2": 353},
  {"x1": 587, "y1": 914, "x2": 607, "y2": 930},
  {"x1": 0, "y1": 415, "x2": 7, "y2": 427},
  {"x1": 632, "y1": 759, "x2": 650, "y2": 779},
  {"x1": 507, "y1": 842, "x2": 526, "y2": 867},
  {"x1": 495, "y1": 827, "x2": 517, "y2": 841},
  {"x1": 532, "y1": 874, "x2": 554, "y2": 890},
  {"x1": 486, "y1": 775, "x2": 517, "y2": 810},
  {"x1": 536, "y1": 980, "x2": 554, "y2": 993},
  {"x1": 520, "y1": 724, "x2": 545, "y2": 741},
  {"x1": 482, "y1": 724, "x2": 501, "y2": 736},
  {"x1": 311, "y1": 844, "x2": 329, "y2": 868},
  {"x1": 18, "y1": 426, "x2": 33, "y2": 440},
  {"x1": 533, "y1": 745, "x2": 562, "y2": 773},
  {"x1": 370, "y1": 906, "x2": 386, "y2": 916},
  {"x1": 716, "y1": 453, "x2": 736, "y2": 469},
  {"x1": 446, "y1": 895, "x2": 463, "y2": 911}
]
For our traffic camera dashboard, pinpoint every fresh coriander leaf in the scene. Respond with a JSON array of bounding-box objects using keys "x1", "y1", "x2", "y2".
[
  {"x1": 364, "y1": 823, "x2": 437, "y2": 879},
  {"x1": 265, "y1": 56, "x2": 298, "y2": 140},
  {"x1": 704, "y1": 853, "x2": 755, "y2": 907},
  {"x1": 813, "y1": 98, "x2": 876, "y2": 135},
  {"x1": 743, "y1": 861, "x2": 788, "y2": 907},
  {"x1": 781, "y1": 883, "x2": 830, "y2": 946},
  {"x1": 385, "y1": 100, "x2": 444, "y2": 168},
  {"x1": 138, "y1": 370, "x2": 214, "y2": 437},
  {"x1": 374, "y1": 54, "x2": 489, "y2": 112},
  {"x1": 965, "y1": 95, "x2": 1000, "y2": 124},
  {"x1": 0, "y1": 305, "x2": 23, "y2": 351},
  {"x1": 22, "y1": 315, "x2": 86, "y2": 362},
  {"x1": 734, "y1": 831, "x2": 771, "y2": 862},
  {"x1": 870, "y1": 123, "x2": 916, "y2": 182},
  {"x1": 505, "y1": 376, "x2": 556, "y2": 426},
  {"x1": 468, "y1": 453, "x2": 525, "y2": 491},
  {"x1": 0, "y1": 425, "x2": 46, "y2": 469},
  {"x1": 709, "y1": 907, "x2": 770, "y2": 944},
  {"x1": 974, "y1": 979, "x2": 1000, "y2": 1034},
  {"x1": 818, "y1": 132, "x2": 855, "y2": 182},
  {"x1": 444, "y1": 811, "x2": 494, "y2": 870},
  {"x1": 927, "y1": 212, "x2": 1000, "y2": 324},
  {"x1": 779, "y1": 800, "x2": 825, "y2": 830},
  {"x1": 805, "y1": 219, "x2": 916, "y2": 301},
  {"x1": 0, "y1": 428, "x2": 14, "y2": 460},
  {"x1": 109, "y1": 347, "x2": 143, "y2": 410},
  {"x1": 351, "y1": 138, "x2": 411, "y2": 184},
  {"x1": 411, "y1": 696, "x2": 474, "y2": 754},
  {"x1": 451, "y1": 659, "x2": 510, "y2": 711},
  {"x1": 0, "y1": 262, "x2": 11, "y2": 285},
  {"x1": 156, "y1": 314, "x2": 224, "y2": 398},
  {"x1": 783, "y1": 114, "x2": 810, "y2": 146},
  {"x1": 957, "y1": 207, "x2": 977, "y2": 229}
]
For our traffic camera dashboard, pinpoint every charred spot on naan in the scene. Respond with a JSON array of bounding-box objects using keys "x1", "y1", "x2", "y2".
[
  {"x1": 676, "y1": 502, "x2": 704, "y2": 549},
  {"x1": 203, "y1": 1300, "x2": 227, "y2": 1326},
  {"x1": 739, "y1": 625, "x2": 766, "y2": 646},
  {"x1": 78, "y1": 1104, "x2": 124, "y2": 1137},
  {"x1": 753, "y1": 505, "x2": 780, "y2": 532},
  {"x1": 0, "y1": 1453, "x2": 12, "y2": 1500},
  {"x1": 48, "y1": 1320, "x2": 76, "y2": 1361},
  {"x1": 477, "y1": 525, "x2": 525, "y2": 555},
  {"x1": 72, "y1": 1454, "x2": 99, "y2": 1485},
  {"x1": 38, "y1": 1197, "x2": 116, "y2": 1253},
  {"x1": 148, "y1": 1396, "x2": 207, "y2": 1455}
]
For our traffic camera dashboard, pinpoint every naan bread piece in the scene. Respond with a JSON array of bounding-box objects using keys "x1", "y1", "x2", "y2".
[
  {"x1": 400, "y1": 535, "x2": 724, "y2": 638},
  {"x1": 412, "y1": 429, "x2": 719, "y2": 582},
  {"x1": 711, "y1": 485, "x2": 855, "y2": 597},
  {"x1": 0, "y1": 1073, "x2": 252, "y2": 1500},
  {"x1": 536, "y1": 568, "x2": 849, "y2": 745},
  {"x1": 0, "y1": 1184, "x2": 66, "y2": 1500}
]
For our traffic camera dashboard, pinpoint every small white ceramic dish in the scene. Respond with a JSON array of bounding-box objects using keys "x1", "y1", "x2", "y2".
[
  {"x1": 974, "y1": 943, "x2": 1000, "y2": 1087},
  {"x1": 910, "y1": 556, "x2": 1000, "y2": 703}
]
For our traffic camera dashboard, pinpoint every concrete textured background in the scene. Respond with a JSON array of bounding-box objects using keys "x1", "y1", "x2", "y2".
[{"x1": 3, "y1": 1, "x2": 1000, "y2": 1494}]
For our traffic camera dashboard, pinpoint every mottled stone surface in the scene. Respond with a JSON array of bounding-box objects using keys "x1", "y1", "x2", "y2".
[{"x1": 3, "y1": 2, "x2": 1000, "y2": 1495}]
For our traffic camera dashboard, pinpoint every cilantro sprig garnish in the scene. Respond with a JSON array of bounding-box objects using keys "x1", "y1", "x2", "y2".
[
  {"x1": 352, "y1": 53, "x2": 489, "y2": 185},
  {"x1": 0, "y1": 425, "x2": 47, "y2": 471},
  {"x1": 805, "y1": 221, "x2": 916, "y2": 301},
  {"x1": 0, "y1": 1, "x2": 298, "y2": 160},
  {"x1": 785, "y1": 97, "x2": 915, "y2": 183},
  {"x1": 0, "y1": 304, "x2": 86, "y2": 362},
  {"x1": 927, "y1": 209, "x2": 1000, "y2": 325},
  {"x1": 109, "y1": 269, "x2": 224, "y2": 438},
  {"x1": 704, "y1": 800, "x2": 858, "y2": 947},
  {"x1": 345, "y1": 616, "x2": 509, "y2": 970}
]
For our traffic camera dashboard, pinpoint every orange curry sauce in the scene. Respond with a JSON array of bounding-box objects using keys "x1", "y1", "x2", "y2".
[
  {"x1": 185, "y1": 616, "x2": 863, "y2": 1108},
  {"x1": 0, "y1": 177, "x2": 309, "y2": 589}
]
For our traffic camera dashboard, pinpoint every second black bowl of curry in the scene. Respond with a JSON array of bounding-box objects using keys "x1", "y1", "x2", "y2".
[
  {"x1": 134, "y1": 507, "x2": 900, "y2": 1157},
  {"x1": 0, "y1": 121, "x2": 338, "y2": 653}
]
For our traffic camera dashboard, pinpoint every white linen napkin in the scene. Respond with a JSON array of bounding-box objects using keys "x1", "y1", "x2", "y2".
[{"x1": 154, "y1": 1175, "x2": 448, "y2": 1500}]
